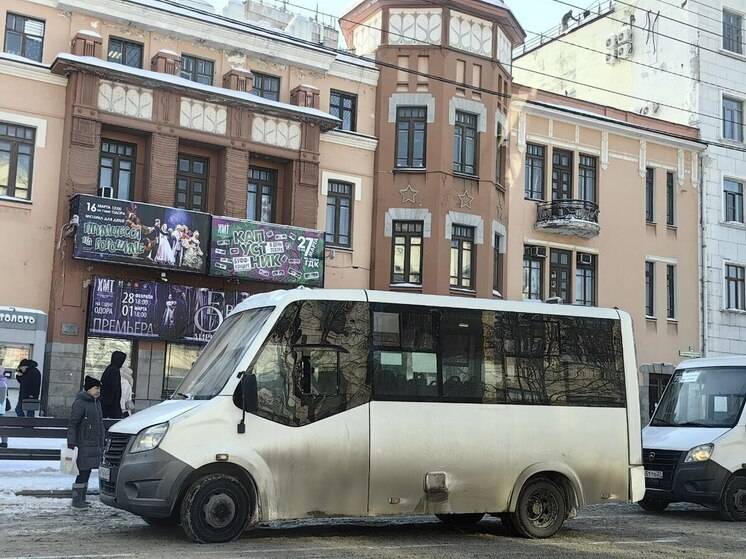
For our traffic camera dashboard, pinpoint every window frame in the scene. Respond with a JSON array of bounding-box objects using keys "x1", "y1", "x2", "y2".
[
  {"x1": 98, "y1": 139, "x2": 136, "y2": 201},
  {"x1": 0, "y1": 121, "x2": 36, "y2": 201},
  {"x1": 552, "y1": 148, "x2": 574, "y2": 201},
  {"x1": 523, "y1": 246, "x2": 545, "y2": 301},
  {"x1": 107, "y1": 37, "x2": 144, "y2": 68},
  {"x1": 453, "y1": 110, "x2": 479, "y2": 176},
  {"x1": 724, "y1": 178, "x2": 745, "y2": 223},
  {"x1": 666, "y1": 264, "x2": 676, "y2": 320},
  {"x1": 645, "y1": 261, "x2": 656, "y2": 317},
  {"x1": 578, "y1": 154, "x2": 597, "y2": 203},
  {"x1": 329, "y1": 90, "x2": 357, "y2": 132},
  {"x1": 549, "y1": 248, "x2": 572, "y2": 304},
  {"x1": 525, "y1": 143, "x2": 546, "y2": 200},
  {"x1": 575, "y1": 253, "x2": 596, "y2": 307},
  {"x1": 175, "y1": 153, "x2": 209, "y2": 212},
  {"x1": 449, "y1": 225, "x2": 475, "y2": 290},
  {"x1": 666, "y1": 171, "x2": 676, "y2": 226},
  {"x1": 3, "y1": 12, "x2": 45, "y2": 62},
  {"x1": 723, "y1": 9, "x2": 744, "y2": 55},
  {"x1": 394, "y1": 106, "x2": 427, "y2": 169},
  {"x1": 253, "y1": 72, "x2": 281, "y2": 101},
  {"x1": 645, "y1": 167, "x2": 655, "y2": 223},
  {"x1": 495, "y1": 122, "x2": 507, "y2": 189},
  {"x1": 325, "y1": 180, "x2": 354, "y2": 248},
  {"x1": 391, "y1": 220, "x2": 424, "y2": 286},
  {"x1": 247, "y1": 166, "x2": 276, "y2": 223},
  {"x1": 723, "y1": 96, "x2": 744, "y2": 142},
  {"x1": 493, "y1": 233, "x2": 503, "y2": 296},
  {"x1": 180, "y1": 54, "x2": 214, "y2": 85},
  {"x1": 725, "y1": 263, "x2": 746, "y2": 311}
]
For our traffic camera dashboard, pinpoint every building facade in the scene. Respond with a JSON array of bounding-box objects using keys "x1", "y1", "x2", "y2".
[
  {"x1": 341, "y1": 0, "x2": 525, "y2": 298},
  {"x1": 1, "y1": 0, "x2": 379, "y2": 415},
  {"x1": 513, "y1": 0, "x2": 746, "y2": 364},
  {"x1": 506, "y1": 85, "x2": 704, "y2": 416}
]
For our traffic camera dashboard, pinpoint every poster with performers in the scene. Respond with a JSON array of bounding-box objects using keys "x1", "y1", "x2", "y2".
[
  {"x1": 70, "y1": 194, "x2": 210, "y2": 274},
  {"x1": 88, "y1": 276, "x2": 250, "y2": 344},
  {"x1": 209, "y1": 216, "x2": 324, "y2": 286}
]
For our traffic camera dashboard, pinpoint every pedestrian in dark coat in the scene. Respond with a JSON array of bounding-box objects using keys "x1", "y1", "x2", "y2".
[
  {"x1": 100, "y1": 351, "x2": 126, "y2": 419},
  {"x1": 15, "y1": 359, "x2": 41, "y2": 417},
  {"x1": 67, "y1": 375, "x2": 105, "y2": 509}
]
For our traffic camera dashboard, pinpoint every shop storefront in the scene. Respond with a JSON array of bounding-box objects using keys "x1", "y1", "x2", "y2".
[{"x1": 0, "y1": 306, "x2": 47, "y2": 411}]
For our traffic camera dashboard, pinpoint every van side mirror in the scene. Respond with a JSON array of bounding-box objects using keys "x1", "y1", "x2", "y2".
[{"x1": 236, "y1": 370, "x2": 258, "y2": 434}]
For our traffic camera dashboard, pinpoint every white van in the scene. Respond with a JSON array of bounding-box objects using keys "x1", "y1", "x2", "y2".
[
  {"x1": 641, "y1": 356, "x2": 746, "y2": 520},
  {"x1": 99, "y1": 289, "x2": 644, "y2": 543}
]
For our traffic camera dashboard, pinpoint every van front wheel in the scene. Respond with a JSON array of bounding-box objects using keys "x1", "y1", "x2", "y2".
[
  {"x1": 510, "y1": 478, "x2": 567, "y2": 538},
  {"x1": 180, "y1": 473, "x2": 252, "y2": 543},
  {"x1": 719, "y1": 476, "x2": 746, "y2": 521}
]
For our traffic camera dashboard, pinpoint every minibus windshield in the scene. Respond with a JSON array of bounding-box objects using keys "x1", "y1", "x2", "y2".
[
  {"x1": 651, "y1": 367, "x2": 746, "y2": 428},
  {"x1": 172, "y1": 307, "x2": 274, "y2": 400}
]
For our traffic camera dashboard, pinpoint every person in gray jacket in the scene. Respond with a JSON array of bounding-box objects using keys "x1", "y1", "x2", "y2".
[{"x1": 67, "y1": 376, "x2": 105, "y2": 509}]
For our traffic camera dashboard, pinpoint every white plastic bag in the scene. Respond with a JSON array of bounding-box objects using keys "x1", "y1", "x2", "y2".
[{"x1": 60, "y1": 445, "x2": 79, "y2": 476}]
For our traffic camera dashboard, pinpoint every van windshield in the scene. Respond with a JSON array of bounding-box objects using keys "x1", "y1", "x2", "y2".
[
  {"x1": 651, "y1": 367, "x2": 746, "y2": 428},
  {"x1": 172, "y1": 307, "x2": 274, "y2": 400}
]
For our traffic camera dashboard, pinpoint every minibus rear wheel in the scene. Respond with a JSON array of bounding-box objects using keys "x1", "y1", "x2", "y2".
[
  {"x1": 511, "y1": 477, "x2": 567, "y2": 538},
  {"x1": 435, "y1": 513, "x2": 484, "y2": 527},
  {"x1": 719, "y1": 475, "x2": 746, "y2": 521},
  {"x1": 638, "y1": 496, "x2": 669, "y2": 513},
  {"x1": 180, "y1": 473, "x2": 252, "y2": 544}
]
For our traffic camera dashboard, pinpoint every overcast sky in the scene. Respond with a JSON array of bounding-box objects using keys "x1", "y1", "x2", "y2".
[{"x1": 209, "y1": 0, "x2": 573, "y2": 46}]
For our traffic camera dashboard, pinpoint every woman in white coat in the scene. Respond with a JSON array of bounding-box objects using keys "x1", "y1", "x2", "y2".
[{"x1": 119, "y1": 366, "x2": 135, "y2": 417}]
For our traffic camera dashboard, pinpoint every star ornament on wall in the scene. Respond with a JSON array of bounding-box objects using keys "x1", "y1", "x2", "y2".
[
  {"x1": 400, "y1": 184, "x2": 418, "y2": 204},
  {"x1": 458, "y1": 189, "x2": 474, "y2": 209}
]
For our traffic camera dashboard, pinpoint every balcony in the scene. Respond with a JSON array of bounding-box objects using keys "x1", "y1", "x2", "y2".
[{"x1": 535, "y1": 199, "x2": 600, "y2": 238}]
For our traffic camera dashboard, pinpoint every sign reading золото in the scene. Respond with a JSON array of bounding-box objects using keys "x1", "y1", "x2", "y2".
[{"x1": 209, "y1": 216, "x2": 324, "y2": 286}]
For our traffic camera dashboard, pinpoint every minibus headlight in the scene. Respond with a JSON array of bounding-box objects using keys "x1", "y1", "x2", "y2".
[
  {"x1": 130, "y1": 422, "x2": 169, "y2": 454},
  {"x1": 684, "y1": 443, "x2": 713, "y2": 463}
]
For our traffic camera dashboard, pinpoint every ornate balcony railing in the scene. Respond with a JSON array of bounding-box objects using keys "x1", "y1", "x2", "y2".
[{"x1": 535, "y1": 199, "x2": 600, "y2": 238}]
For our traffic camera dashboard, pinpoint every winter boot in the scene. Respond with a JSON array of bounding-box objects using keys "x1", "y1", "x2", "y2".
[{"x1": 72, "y1": 483, "x2": 90, "y2": 509}]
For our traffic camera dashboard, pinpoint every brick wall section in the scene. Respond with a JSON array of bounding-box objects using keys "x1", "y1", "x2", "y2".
[
  {"x1": 221, "y1": 147, "x2": 249, "y2": 217},
  {"x1": 147, "y1": 133, "x2": 178, "y2": 205}
]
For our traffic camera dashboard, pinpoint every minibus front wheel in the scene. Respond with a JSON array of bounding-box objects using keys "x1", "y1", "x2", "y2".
[
  {"x1": 180, "y1": 473, "x2": 253, "y2": 543},
  {"x1": 510, "y1": 477, "x2": 567, "y2": 538},
  {"x1": 719, "y1": 475, "x2": 746, "y2": 522}
]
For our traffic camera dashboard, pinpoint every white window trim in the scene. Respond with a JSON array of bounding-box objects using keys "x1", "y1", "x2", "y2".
[
  {"x1": 721, "y1": 6, "x2": 746, "y2": 57},
  {"x1": 721, "y1": 171, "x2": 746, "y2": 225},
  {"x1": 449, "y1": 97, "x2": 487, "y2": 133},
  {"x1": 445, "y1": 211, "x2": 484, "y2": 244},
  {"x1": 384, "y1": 208, "x2": 432, "y2": 238},
  {"x1": 0, "y1": 110, "x2": 47, "y2": 148},
  {"x1": 723, "y1": 259, "x2": 746, "y2": 311},
  {"x1": 492, "y1": 220, "x2": 506, "y2": 254},
  {"x1": 388, "y1": 93, "x2": 436, "y2": 123},
  {"x1": 720, "y1": 90, "x2": 746, "y2": 144},
  {"x1": 320, "y1": 170, "x2": 362, "y2": 202}
]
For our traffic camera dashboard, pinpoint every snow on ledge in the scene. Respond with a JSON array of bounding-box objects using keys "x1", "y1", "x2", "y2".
[{"x1": 75, "y1": 29, "x2": 102, "y2": 39}]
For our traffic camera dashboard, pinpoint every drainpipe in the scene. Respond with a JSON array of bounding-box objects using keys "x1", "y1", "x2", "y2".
[{"x1": 699, "y1": 152, "x2": 707, "y2": 357}]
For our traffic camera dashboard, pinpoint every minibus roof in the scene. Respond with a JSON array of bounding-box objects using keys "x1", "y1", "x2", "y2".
[
  {"x1": 677, "y1": 356, "x2": 746, "y2": 370},
  {"x1": 231, "y1": 288, "x2": 625, "y2": 320}
]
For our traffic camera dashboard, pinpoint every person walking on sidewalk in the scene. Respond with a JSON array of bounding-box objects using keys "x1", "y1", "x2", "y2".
[
  {"x1": 100, "y1": 351, "x2": 125, "y2": 419},
  {"x1": 15, "y1": 359, "x2": 41, "y2": 417},
  {"x1": 67, "y1": 375, "x2": 105, "y2": 509}
]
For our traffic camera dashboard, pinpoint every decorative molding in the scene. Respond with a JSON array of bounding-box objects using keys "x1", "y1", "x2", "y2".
[
  {"x1": 646, "y1": 255, "x2": 678, "y2": 265},
  {"x1": 384, "y1": 208, "x2": 432, "y2": 237},
  {"x1": 445, "y1": 211, "x2": 484, "y2": 244},
  {"x1": 98, "y1": 80, "x2": 153, "y2": 120},
  {"x1": 692, "y1": 154, "x2": 699, "y2": 187},
  {"x1": 492, "y1": 220, "x2": 507, "y2": 254},
  {"x1": 517, "y1": 112, "x2": 527, "y2": 153},
  {"x1": 495, "y1": 110, "x2": 506, "y2": 136},
  {"x1": 496, "y1": 27, "x2": 512, "y2": 70},
  {"x1": 548, "y1": 119, "x2": 554, "y2": 138},
  {"x1": 328, "y1": 59, "x2": 379, "y2": 86},
  {"x1": 448, "y1": 10, "x2": 493, "y2": 57},
  {"x1": 574, "y1": 125, "x2": 580, "y2": 144},
  {"x1": 251, "y1": 116, "x2": 301, "y2": 149},
  {"x1": 320, "y1": 170, "x2": 363, "y2": 202},
  {"x1": 320, "y1": 130, "x2": 378, "y2": 151},
  {"x1": 639, "y1": 140, "x2": 647, "y2": 177},
  {"x1": 0, "y1": 110, "x2": 48, "y2": 148},
  {"x1": 179, "y1": 98, "x2": 227, "y2": 135},
  {"x1": 601, "y1": 131, "x2": 609, "y2": 170},
  {"x1": 353, "y1": 10, "x2": 382, "y2": 55},
  {"x1": 448, "y1": 97, "x2": 487, "y2": 132},
  {"x1": 400, "y1": 184, "x2": 418, "y2": 204},
  {"x1": 677, "y1": 149, "x2": 685, "y2": 187},
  {"x1": 0, "y1": 56, "x2": 67, "y2": 86},
  {"x1": 458, "y1": 189, "x2": 474, "y2": 208},
  {"x1": 388, "y1": 93, "x2": 436, "y2": 123},
  {"x1": 389, "y1": 8, "x2": 442, "y2": 45}
]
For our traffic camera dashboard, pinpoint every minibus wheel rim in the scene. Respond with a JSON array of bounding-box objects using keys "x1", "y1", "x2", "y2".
[
  {"x1": 525, "y1": 488, "x2": 559, "y2": 529},
  {"x1": 203, "y1": 492, "x2": 237, "y2": 529}
]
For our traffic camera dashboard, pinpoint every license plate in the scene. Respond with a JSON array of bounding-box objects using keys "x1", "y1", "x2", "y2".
[
  {"x1": 644, "y1": 470, "x2": 663, "y2": 479},
  {"x1": 99, "y1": 465, "x2": 111, "y2": 482}
]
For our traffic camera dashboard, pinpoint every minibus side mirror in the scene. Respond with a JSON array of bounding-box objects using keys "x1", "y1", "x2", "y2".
[{"x1": 237, "y1": 370, "x2": 258, "y2": 434}]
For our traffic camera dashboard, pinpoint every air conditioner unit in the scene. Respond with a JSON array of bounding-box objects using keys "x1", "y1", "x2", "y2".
[
  {"x1": 617, "y1": 42, "x2": 633, "y2": 58},
  {"x1": 605, "y1": 52, "x2": 617, "y2": 64},
  {"x1": 605, "y1": 33, "x2": 618, "y2": 49},
  {"x1": 577, "y1": 253, "x2": 594, "y2": 266},
  {"x1": 617, "y1": 27, "x2": 632, "y2": 44},
  {"x1": 97, "y1": 185, "x2": 114, "y2": 198},
  {"x1": 525, "y1": 246, "x2": 547, "y2": 258}
]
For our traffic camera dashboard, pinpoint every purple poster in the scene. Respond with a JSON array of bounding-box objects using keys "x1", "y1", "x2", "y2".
[{"x1": 209, "y1": 216, "x2": 324, "y2": 286}]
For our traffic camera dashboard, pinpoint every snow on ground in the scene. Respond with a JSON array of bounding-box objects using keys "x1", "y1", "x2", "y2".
[{"x1": 0, "y1": 437, "x2": 98, "y2": 498}]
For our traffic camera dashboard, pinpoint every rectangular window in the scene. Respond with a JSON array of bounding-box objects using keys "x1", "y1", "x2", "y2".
[
  {"x1": 391, "y1": 221, "x2": 423, "y2": 285},
  {"x1": 453, "y1": 111, "x2": 478, "y2": 175},
  {"x1": 725, "y1": 264, "x2": 746, "y2": 310},
  {"x1": 579, "y1": 154, "x2": 597, "y2": 203},
  {"x1": 99, "y1": 140, "x2": 136, "y2": 200},
  {"x1": 523, "y1": 246, "x2": 545, "y2": 300},
  {"x1": 723, "y1": 10, "x2": 743, "y2": 54},
  {"x1": 666, "y1": 264, "x2": 676, "y2": 319},
  {"x1": 395, "y1": 106, "x2": 427, "y2": 168},
  {"x1": 325, "y1": 181, "x2": 353, "y2": 247},
  {"x1": 493, "y1": 234, "x2": 503, "y2": 295},
  {"x1": 645, "y1": 167, "x2": 655, "y2": 223},
  {"x1": 724, "y1": 179, "x2": 744, "y2": 223},
  {"x1": 247, "y1": 167, "x2": 276, "y2": 222},
  {"x1": 723, "y1": 96, "x2": 744, "y2": 142},
  {"x1": 496, "y1": 122, "x2": 507, "y2": 187},
  {"x1": 450, "y1": 225, "x2": 475, "y2": 289},
  {"x1": 180, "y1": 54, "x2": 214, "y2": 85},
  {"x1": 552, "y1": 148, "x2": 573, "y2": 200},
  {"x1": 666, "y1": 172, "x2": 675, "y2": 225},
  {"x1": 175, "y1": 154, "x2": 208, "y2": 211},
  {"x1": 4, "y1": 13, "x2": 44, "y2": 62},
  {"x1": 549, "y1": 249, "x2": 572, "y2": 304},
  {"x1": 253, "y1": 72, "x2": 280, "y2": 101},
  {"x1": 107, "y1": 37, "x2": 143, "y2": 68},
  {"x1": 575, "y1": 253, "x2": 596, "y2": 306},
  {"x1": 645, "y1": 261, "x2": 655, "y2": 317},
  {"x1": 525, "y1": 144, "x2": 545, "y2": 199},
  {"x1": 0, "y1": 122, "x2": 35, "y2": 201},
  {"x1": 329, "y1": 90, "x2": 357, "y2": 132}
]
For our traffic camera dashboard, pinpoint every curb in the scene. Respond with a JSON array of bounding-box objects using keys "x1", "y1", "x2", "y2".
[{"x1": 15, "y1": 489, "x2": 100, "y2": 498}]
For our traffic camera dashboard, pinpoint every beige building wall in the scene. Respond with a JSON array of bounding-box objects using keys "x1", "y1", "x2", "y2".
[{"x1": 506, "y1": 86, "x2": 704, "y2": 406}]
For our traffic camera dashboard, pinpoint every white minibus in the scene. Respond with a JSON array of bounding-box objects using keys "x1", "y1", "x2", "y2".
[
  {"x1": 99, "y1": 289, "x2": 644, "y2": 543},
  {"x1": 641, "y1": 356, "x2": 746, "y2": 520}
]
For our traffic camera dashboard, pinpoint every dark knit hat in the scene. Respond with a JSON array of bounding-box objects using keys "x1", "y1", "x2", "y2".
[{"x1": 83, "y1": 375, "x2": 102, "y2": 391}]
